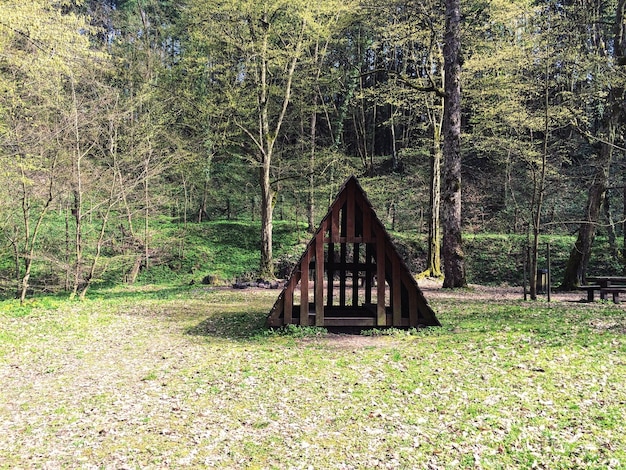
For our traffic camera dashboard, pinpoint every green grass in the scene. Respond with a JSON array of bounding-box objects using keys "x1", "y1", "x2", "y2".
[{"x1": 0, "y1": 287, "x2": 624, "y2": 468}]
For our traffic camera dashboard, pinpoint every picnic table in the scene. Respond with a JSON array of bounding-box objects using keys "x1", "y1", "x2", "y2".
[{"x1": 579, "y1": 276, "x2": 626, "y2": 303}]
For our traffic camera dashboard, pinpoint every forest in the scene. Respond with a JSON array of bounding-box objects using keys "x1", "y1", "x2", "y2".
[{"x1": 0, "y1": 0, "x2": 625, "y2": 301}]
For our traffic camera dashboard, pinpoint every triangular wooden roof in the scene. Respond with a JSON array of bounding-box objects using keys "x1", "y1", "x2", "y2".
[{"x1": 267, "y1": 175, "x2": 440, "y2": 329}]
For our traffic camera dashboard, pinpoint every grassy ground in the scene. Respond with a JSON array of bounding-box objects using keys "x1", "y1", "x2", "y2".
[{"x1": 1, "y1": 287, "x2": 625, "y2": 469}]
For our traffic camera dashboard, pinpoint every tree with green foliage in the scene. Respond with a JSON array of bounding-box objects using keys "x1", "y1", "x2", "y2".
[
  {"x1": 561, "y1": 0, "x2": 626, "y2": 288},
  {"x1": 0, "y1": 0, "x2": 105, "y2": 302},
  {"x1": 182, "y1": 0, "x2": 356, "y2": 279},
  {"x1": 350, "y1": 0, "x2": 447, "y2": 278},
  {"x1": 105, "y1": 0, "x2": 185, "y2": 282}
]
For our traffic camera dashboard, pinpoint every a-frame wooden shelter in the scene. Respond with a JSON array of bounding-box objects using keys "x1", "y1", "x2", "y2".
[{"x1": 267, "y1": 176, "x2": 440, "y2": 329}]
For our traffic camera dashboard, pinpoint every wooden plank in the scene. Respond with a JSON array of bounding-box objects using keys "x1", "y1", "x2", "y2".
[
  {"x1": 322, "y1": 317, "x2": 376, "y2": 327},
  {"x1": 339, "y1": 242, "x2": 347, "y2": 306},
  {"x1": 268, "y1": 294, "x2": 284, "y2": 327},
  {"x1": 599, "y1": 287, "x2": 626, "y2": 304},
  {"x1": 300, "y1": 250, "x2": 310, "y2": 325},
  {"x1": 347, "y1": 183, "x2": 355, "y2": 241},
  {"x1": 298, "y1": 261, "x2": 372, "y2": 271},
  {"x1": 340, "y1": 200, "x2": 347, "y2": 238},
  {"x1": 365, "y1": 243, "x2": 373, "y2": 305},
  {"x1": 327, "y1": 242, "x2": 335, "y2": 307},
  {"x1": 331, "y1": 202, "x2": 340, "y2": 243},
  {"x1": 325, "y1": 237, "x2": 363, "y2": 244},
  {"x1": 352, "y1": 243, "x2": 360, "y2": 307},
  {"x1": 362, "y1": 200, "x2": 372, "y2": 243},
  {"x1": 315, "y1": 231, "x2": 325, "y2": 326},
  {"x1": 392, "y1": 254, "x2": 401, "y2": 326},
  {"x1": 376, "y1": 230, "x2": 386, "y2": 326},
  {"x1": 284, "y1": 282, "x2": 293, "y2": 325}
]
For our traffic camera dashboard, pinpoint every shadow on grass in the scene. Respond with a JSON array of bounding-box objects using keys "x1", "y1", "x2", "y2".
[{"x1": 185, "y1": 310, "x2": 270, "y2": 339}]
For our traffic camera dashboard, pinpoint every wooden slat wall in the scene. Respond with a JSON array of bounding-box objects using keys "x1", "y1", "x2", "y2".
[{"x1": 267, "y1": 176, "x2": 439, "y2": 329}]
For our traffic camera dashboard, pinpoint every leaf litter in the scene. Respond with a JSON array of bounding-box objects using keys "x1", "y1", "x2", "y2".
[{"x1": 0, "y1": 287, "x2": 624, "y2": 468}]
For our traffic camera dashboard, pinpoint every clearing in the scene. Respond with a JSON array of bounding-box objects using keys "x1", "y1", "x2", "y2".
[{"x1": 0, "y1": 284, "x2": 624, "y2": 469}]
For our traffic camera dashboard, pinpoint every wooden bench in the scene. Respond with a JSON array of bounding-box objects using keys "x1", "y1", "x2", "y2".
[
  {"x1": 599, "y1": 287, "x2": 626, "y2": 304},
  {"x1": 578, "y1": 285, "x2": 626, "y2": 303},
  {"x1": 578, "y1": 285, "x2": 601, "y2": 302},
  {"x1": 585, "y1": 276, "x2": 626, "y2": 304}
]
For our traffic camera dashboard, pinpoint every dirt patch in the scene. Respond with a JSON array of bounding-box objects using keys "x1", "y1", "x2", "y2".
[
  {"x1": 236, "y1": 278, "x2": 596, "y2": 304},
  {"x1": 416, "y1": 278, "x2": 596, "y2": 303}
]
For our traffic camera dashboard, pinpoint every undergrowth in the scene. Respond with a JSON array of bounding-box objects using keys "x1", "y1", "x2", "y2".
[{"x1": 1, "y1": 215, "x2": 623, "y2": 300}]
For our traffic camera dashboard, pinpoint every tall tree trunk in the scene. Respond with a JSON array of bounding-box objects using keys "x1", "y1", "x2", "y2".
[
  {"x1": 561, "y1": 169, "x2": 609, "y2": 289},
  {"x1": 529, "y1": 39, "x2": 551, "y2": 300},
  {"x1": 307, "y1": 94, "x2": 318, "y2": 233},
  {"x1": 18, "y1": 158, "x2": 55, "y2": 304},
  {"x1": 65, "y1": 204, "x2": 71, "y2": 291},
  {"x1": 198, "y1": 177, "x2": 209, "y2": 223},
  {"x1": 79, "y1": 210, "x2": 108, "y2": 300},
  {"x1": 71, "y1": 188, "x2": 82, "y2": 298},
  {"x1": 198, "y1": 153, "x2": 212, "y2": 223},
  {"x1": 603, "y1": 192, "x2": 620, "y2": 260},
  {"x1": 623, "y1": 185, "x2": 626, "y2": 273},
  {"x1": 255, "y1": 16, "x2": 305, "y2": 279},
  {"x1": 259, "y1": 161, "x2": 274, "y2": 279},
  {"x1": 428, "y1": 131, "x2": 442, "y2": 278},
  {"x1": 70, "y1": 77, "x2": 83, "y2": 299},
  {"x1": 144, "y1": 152, "x2": 151, "y2": 272},
  {"x1": 441, "y1": 0, "x2": 466, "y2": 288},
  {"x1": 421, "y1": 119, "x2": 443, "y2": 278}
]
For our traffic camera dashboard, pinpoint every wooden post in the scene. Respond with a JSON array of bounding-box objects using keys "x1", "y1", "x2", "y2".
[
  {"x1": 392, "y1": 255, "x2": 401, "y2": 326},
  {"x1": 315, "y1": 231, "x2": 325, "y2": 326},
  {"x1": 376, "y1": 231, "x2": 386, "y2": 326},
  {"x1": 365, "y1": 243, "x2": 373, "y2": 305},
  {"x1": 327, "y1": 242, "x2": 335, "y2": 307},
  {"x1": 362, "y1": 199, "x2": 372, "y2": 243},
  {"x1": 331, "y1": 203, "x2": 340, "y2": 243},
  {"x1": 284, "y1": 279, "x2": 293, "y2": 325},
  {"x1": 406, "y1": 272, "x2": 418, "y2": 327},
  {"x1": 300, "y1": 251, "x2": 310, "y2": 325}
]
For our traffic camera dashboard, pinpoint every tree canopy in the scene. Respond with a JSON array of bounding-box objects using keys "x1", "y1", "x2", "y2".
[{"x1": 0, "y1": 0, "x2": 624, "y2": 298}]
